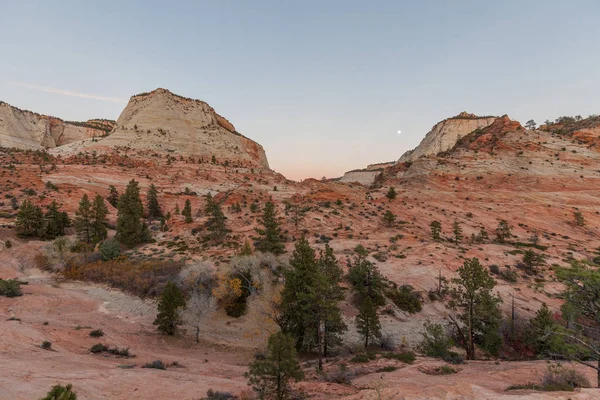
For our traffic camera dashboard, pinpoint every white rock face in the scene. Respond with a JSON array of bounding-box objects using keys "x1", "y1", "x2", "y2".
[
  {"x1": 80, "y1": 88, "x2": 269, "y2": 168},
  {"x1": 339, "y1": 170, "x2": 382, "y2": 186},
  {"x1": 399, "y1": 112, "x2": 497, "y2": 162},
  {"x1": 0, "y1": 101, "x2": 112, "y2": 150}
]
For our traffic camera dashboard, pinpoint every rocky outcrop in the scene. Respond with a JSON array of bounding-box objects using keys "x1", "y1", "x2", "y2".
[
  {"x1": 399, "y1": 112, "x2": 497, "y2": 161},
  {"x1": 0, "y1": 101, "x2": 114, "y2": 150},
  {"x1": 81, "y1": 88, "x2": 269, "y2": 168},
  {"x1": 339, "y1": 169, "x2": 382, "y2": 186}
]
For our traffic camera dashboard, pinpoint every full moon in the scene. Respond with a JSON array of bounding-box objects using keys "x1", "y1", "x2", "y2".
[{"x1": 397, "y1": 130, "x2": 402, "y2": 135}]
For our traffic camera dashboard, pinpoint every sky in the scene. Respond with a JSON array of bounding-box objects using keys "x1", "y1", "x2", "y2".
[{"x1": 1, "y1": 1, "x2": 599, "y2": 180}]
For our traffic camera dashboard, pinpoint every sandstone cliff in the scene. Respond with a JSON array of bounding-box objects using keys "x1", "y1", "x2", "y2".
[
  {"x1": 78, "y1": 88, "x2": 269, "y2": 168},
  {"x1": 0, "y1": 101, "x2": 114, "y2": 150},
  {"x1": 398, "y1": 112, "x2": 497, "y2": 161}
]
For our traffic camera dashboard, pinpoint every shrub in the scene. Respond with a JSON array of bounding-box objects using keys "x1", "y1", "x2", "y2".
[
  {"x1": 89, "y1": 343, "x2": 131, "y2": 357},
  {"x1": 489, "y1": 264, "x2": 500, "y2": 275},
  {"x1": 442, "y1": 351, "x2": 464, "y2": 365},
  {"x1": 89, "y1": 343, "x2": 108, "y2": 353},
  {"x1": 4, "y1": 239, "x2": 12, "y2": 249},
  {"x1": 89, "y1": 329, "x2": 104, "y2": 338},
  {"x1": 379, "y1": 333, "x2": 396, "y2": 351},
  {"x1": 419, "y1": 321, "x2": 453, "y2": 358},
  {"x1": 41, "y1": 341, "x2": 52, "y2": 350},
  {"x1": 64, "y1": 258, "x2": 183, "y2": 298},
  {"x1": 203, "y1": 389, "x2": 237, "y2": 400},
  {"x1": 350, "y1": 352, "x2": 376, "y2": 363},
  {"x1": 41, "y1": 383, "x2": 77, "y2": 400},
  {"x1": 0, "y1": 278, "x2": 23, "y2": 297},
  {"x1": 540, "y1": 363, "x2": 590, "y2": 391},
  {"x1": 377, "y1": 366, "x2": 397, "y2": 373},
  {"x1": 99, "y1": 239, "x2": 121, "y2": 261},
  {"x1": 382, "y1": 351, "x2": 415, "y2": 364},
  {"x1": 387, "y1": 285, "x2": 422, "y2": 314},
  {"x1": 322, "y1": 364, "x2": 355, "y2": 384},
  {"x1": 142, "y1": 360, "x2": 166, "y2": 370}
]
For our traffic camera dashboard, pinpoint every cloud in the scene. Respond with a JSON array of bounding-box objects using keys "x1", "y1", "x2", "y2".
[{"x1": 4, "y1": 82, "x2": 126, "y2": 103}]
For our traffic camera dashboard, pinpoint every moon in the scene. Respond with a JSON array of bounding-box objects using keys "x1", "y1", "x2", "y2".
[{"x1": 397, "y1": 130, "x2": 402, "y2": 135}]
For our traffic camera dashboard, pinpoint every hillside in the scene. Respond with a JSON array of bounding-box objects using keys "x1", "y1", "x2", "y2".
[
  {"x1": 0, "y1": 101, "x2": 114, "y2": 150},
  {"x1": 2, "y1": 107, "x2": 600, "y2": 398},
  {"x1": 51, "y1": 88, "x2": 269, "y2": 169}
]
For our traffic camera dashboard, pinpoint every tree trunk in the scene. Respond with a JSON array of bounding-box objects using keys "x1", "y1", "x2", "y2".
[
  {"x1": 317, "y1": 319, "x2": 324, "y2": 371},
  {"x1": 195, "y1": 326, "x2": 200, "y2": 343}
]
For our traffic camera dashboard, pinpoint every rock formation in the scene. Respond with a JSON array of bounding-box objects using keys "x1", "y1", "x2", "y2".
[
  {"x1": 77, "y1": 88, "x2": 269, "y2": 168},
  {"x1": 399, "y1": 112, "x2": 497, "y2": 161},
  {"x1": 0, "y1": 101, "x2": 114, "y2": 150}
]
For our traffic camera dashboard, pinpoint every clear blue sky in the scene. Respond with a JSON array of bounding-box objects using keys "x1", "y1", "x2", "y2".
[{"x1": 1, "y1": 1, "x2": 599, "y2": 180}]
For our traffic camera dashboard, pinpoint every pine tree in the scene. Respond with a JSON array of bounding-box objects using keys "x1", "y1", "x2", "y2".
[
  {"x1": 174, "y1": 203, "x2": 180, "y2": 215},
  {"x1": 386, "y1": 187, "x2": 397, "y2": 201},
  {"x1": 383, "y1": 210, "x2": 395, "y2": 227},
  {"x1": 246, "y1": 332, "x2": 304, "y2": 400},
  {"x1": 204, "y1": 194, "x2": 227, "y2": 241},
  {"x1": 74, "y1": 194, "x2": 92, "y2": 243},
  {"x1": 107, "y1": 185, "x2": 119, "y2": 208},
  {"x1": 116, "y1": 179, "x2": 145, "y2": 246},
  {"x1": 495, "y1": 220, "x2": 512, "y2": 243},
  {"x1": 44, "y1": 200, "x2": 69, "y2": 239},
  {"x1": 16, "y1": 199, "x2": 43, "y2": 237},
  {"x1": 347, "y1": 245, "x2": 386, "y2": 306},
  {"x1": 317, "y1": 244, "x2": 347, "y2": 360},
  {"x1": 280, "y1": 237, "x2": 320, "y2": 351},
  {"x1": 182, "y1": 199, "x2": 193, "y2": 223},
  {"x1": 146, "y1": 184, "x2": 162, "y2": 220},
  {"x1": 453, "y1": 220, "x2": 463, "y2": 244},
  {"x1": 447, "y1": 258, "x2": 502, "y2": 360},
  {"x1": 41, "y1": 383, "x2": 77, "y2": 400},
  {"x1": 153, "y1": 281, "x2": 186, "y2": 335},
  {"x1": 430, "y1": 220, "x2": 442, "y2": 241},
  {"x1": 356, "y1": 296, "x2": 381, "y2": 348},
  {"x1": 240, "y1": 239, "x2": 253, "y2": 255},
  {"x1": 255, "y1": 201, "x2": 285, "y2": 254},
  {"x1": 91, "y1": 194, "x2": 108, "y2": 243},
  {"x1": 527, "y1": 303, "x2": 555, "y2": 355},
  {"x1": 574, "y1": 211, "x2": 585, "y2": 227}
]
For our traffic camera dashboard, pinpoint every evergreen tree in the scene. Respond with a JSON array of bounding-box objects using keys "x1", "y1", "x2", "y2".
[
  {"x1": 91, "y1": 194, "x2": 108, "y2": 243},
  {"x1": 430, "y1": 220, "x2": 442, "y2": 241},
  {"x1": 182, "y1": 199, "x2": 193, "y2": 223},
  {"x1": 386, "y1": 187, "x2": 397, "y2": 201},
  {"x1": 453, "y1": 220, "x2": 463, "y2": 244},
  {"x1": 99, "y1": 238, "x2": 121, "y2": 261},
  {"x1": 107, "y1": 185, "x2": 119, "y2": 208},
  {"x1": 74, "y1": 194, "x2": 92, "y2": 243},
  {"x1": 383, "y1": 210, "x2": 395, "y2": 227},
  {"x1": 16, "y1": 199, "x2": 43, "y2": 237},
  {"x1": 527, "y1": 303, "x2": 555, "y2": 356},
  {"x1": 255, "y1": 201, "x2": 285, "y2": 254},
  {"x1": 116, "y1": 179, "x2": 145, "y2": 246},
  {"x1": 44, "y1": 200, "x2": 69, "y2": 239},
  {"x1": 41, "y1": 383, "x2": 77, "y2": 400},
  {"x1": 574, "y1": 211, "x2": 585, "y2": 227},
  {"x1": 347, "y1": 245, "x2": 386, "y2": 306},
  {"x1": 246, "y1": 332, "x2": 304, "y2": 400},
  {"x1": 495, "y1": 220, "x2": 512, "y2": 243},
  {"x1": 153, "y1": 281, "x2": 186, "y2": 335},
  {"x1": 447, "y1": 258, "x2": 502, "y2": 360},
  {"x1": 146, "y1": 184, "x2": 162, "y2": 220},
  {"x1": 240, "y1": 239, "x2": 253, "y2": 255},
  {"x1": 204, "y1": 194, "x2": 227, "y2": 241},
  {"x1": 174, "y1": 203, "x2": 180, "y2": 215},
  {"x1": 279, "y1": 237, "x2": 320, "y2": 351},
  {"x1": 356, "y1": 296, "x2": 381, "y2": 348},
  {"x1": 317, "y1": 244, "x2": 347, "y2": 359}
]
